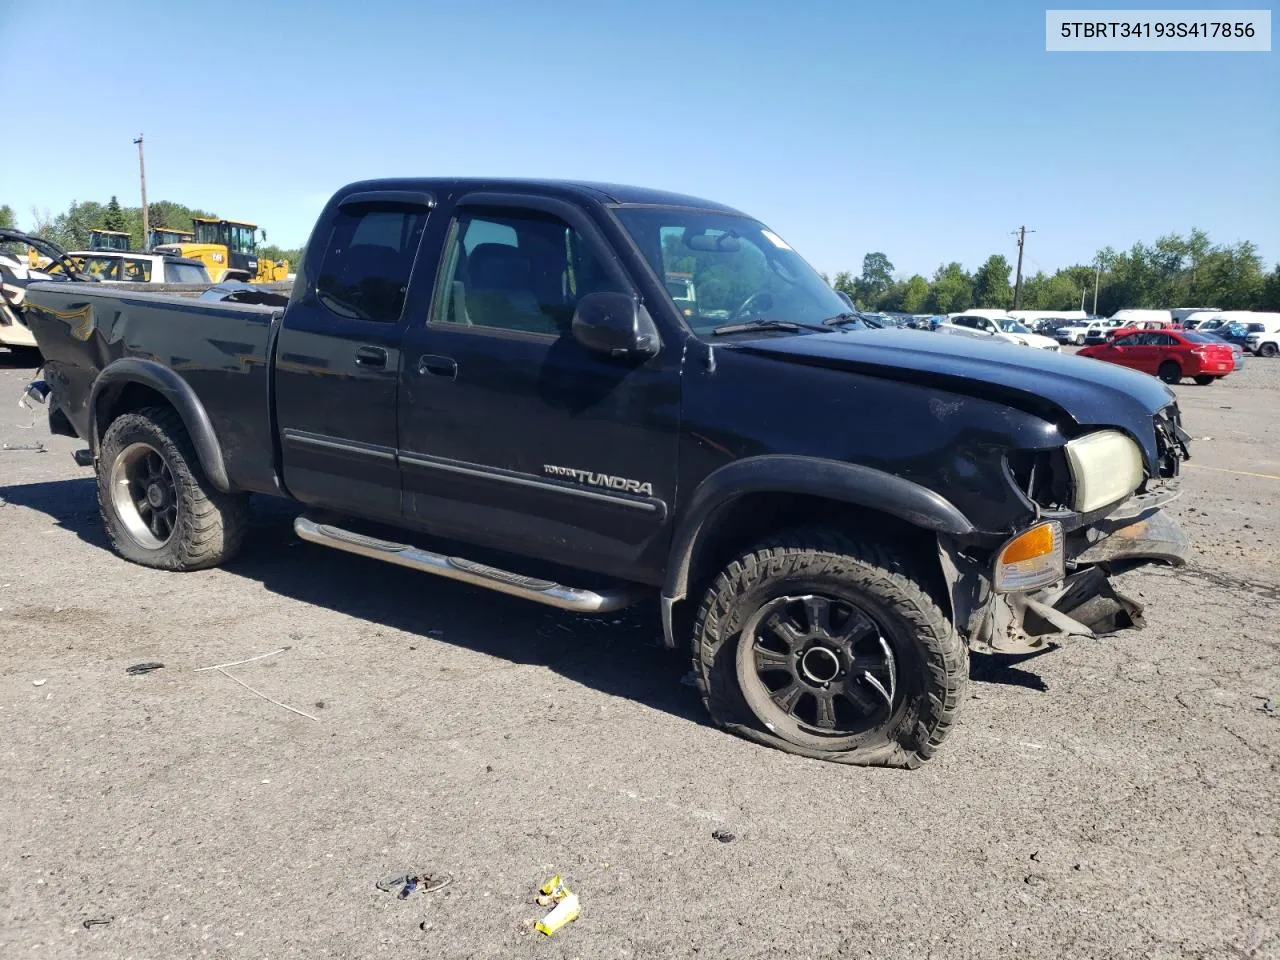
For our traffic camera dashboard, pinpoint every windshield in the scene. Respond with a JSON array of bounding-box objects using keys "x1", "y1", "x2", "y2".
[
  {"x1": 994, "y1": 318, "x2": 1031, "y2": 334},
  {"x1": 613, "y1": 207, "x2": 848, "y2": 334}
]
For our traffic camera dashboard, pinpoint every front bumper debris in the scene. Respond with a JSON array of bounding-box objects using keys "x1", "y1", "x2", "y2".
[{"x1": 966, "y1": 506, "x2": 1188, "y2": 655}]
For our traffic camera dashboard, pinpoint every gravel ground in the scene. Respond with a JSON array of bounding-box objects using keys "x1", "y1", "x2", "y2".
[{"x1": 1, "y1": 347, "x2": 1277, "y2": 960}]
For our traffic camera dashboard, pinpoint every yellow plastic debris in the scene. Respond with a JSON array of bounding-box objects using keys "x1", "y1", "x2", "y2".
[
  {"x1": 535, "y1": 892, "x2": 580, "y2": 936},
  {"x1": 539, "y1": 875, "x2": 565, "y2": 898}
]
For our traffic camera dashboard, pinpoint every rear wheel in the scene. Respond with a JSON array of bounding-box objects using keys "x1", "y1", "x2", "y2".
[
  {"x1": 1158, "y1": 360, "x2": 1182, "y2": 384},
  {"x1": 691, "y1": 530, "x2": 967, "y2": 768},
  {"x1": 98, "y1": 406, "x2": 249, "y2": 570},
  {"x1": 1260, "y1": 343, "x2": 1278, "y2": 358},
  {"x1": 1193, "y1": 374, "x2": 1216, "y2": 386}
]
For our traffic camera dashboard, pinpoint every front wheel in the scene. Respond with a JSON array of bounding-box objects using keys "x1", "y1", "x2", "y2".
[
  {"x1": 1158, "y1": 360, "x2": 1182, "y2": 384},
  {"x1": 98, "y1": 406, "x2": 249, "y2": 570},
  {"x1": 691, "y1": 531, "x2": 967, "y2": 768},
  {"x1": 1193, "y1": 374, "x2": 1217, "y2": 386}
]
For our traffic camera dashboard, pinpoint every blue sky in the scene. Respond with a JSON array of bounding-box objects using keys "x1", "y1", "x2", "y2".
[{"x1": 2, "y1": 0, "x2": 1275, "y2": 278}]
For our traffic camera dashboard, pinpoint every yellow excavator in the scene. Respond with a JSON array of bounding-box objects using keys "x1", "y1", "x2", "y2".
[{"x1": 154, "y1": 218, "x2": 288, "y2": 283}]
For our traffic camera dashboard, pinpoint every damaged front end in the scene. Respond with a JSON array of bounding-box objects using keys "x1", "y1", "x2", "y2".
[{"x1": 943, "y1": 406, "x2": 1192, "y2": 655}]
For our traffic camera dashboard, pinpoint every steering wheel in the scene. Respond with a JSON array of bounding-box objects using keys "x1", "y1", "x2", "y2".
[{"x1": 730, "y1": 291, "x2": 774, "y2": 321}]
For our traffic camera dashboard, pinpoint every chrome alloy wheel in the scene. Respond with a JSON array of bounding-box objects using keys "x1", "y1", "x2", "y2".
[{"x1": 109, "y1": 442, "x2": 179, "y2": 550}]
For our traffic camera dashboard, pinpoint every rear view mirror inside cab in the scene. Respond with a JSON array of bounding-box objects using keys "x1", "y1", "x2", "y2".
[{"x1": 684, "y1": 230, "x2": 741, "y2": 253}]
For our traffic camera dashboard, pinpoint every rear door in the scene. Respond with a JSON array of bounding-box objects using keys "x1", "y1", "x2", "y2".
[{"x1": 274, "y1": 191, "x2": 435, "y2": 520}]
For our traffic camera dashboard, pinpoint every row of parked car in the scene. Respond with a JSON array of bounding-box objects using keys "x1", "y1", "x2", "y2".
[
  {"x1": 1049, "y1": 310, "x2": 1280, "y2": 357},
  {"x1": 913, "y1": 307, "x2": 1280, "y2": 386}
]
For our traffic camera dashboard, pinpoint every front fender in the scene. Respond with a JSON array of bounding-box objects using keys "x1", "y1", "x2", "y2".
[
  {"x1": 661, "y1": 454, "x2": 975, "y2": 610},
  {"x1": 90, "y1": 357, "x2": 231, "y2": 493}
]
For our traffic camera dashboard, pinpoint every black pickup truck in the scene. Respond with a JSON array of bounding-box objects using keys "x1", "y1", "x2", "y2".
[{"x1": 21, "y1": 178, "x2": 1191, "y2": 768}]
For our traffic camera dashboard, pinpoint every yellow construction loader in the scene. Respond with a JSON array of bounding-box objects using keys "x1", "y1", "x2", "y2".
[
  {"x1": 148, "y1": 226, "x2": 194, "y2": 248},
  {"x1": 154, "y1": 218, "x2": 288, "y2": 283}
]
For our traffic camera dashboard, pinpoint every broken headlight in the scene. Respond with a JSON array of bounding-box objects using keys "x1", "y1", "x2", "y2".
[{"x1": 1064, "y1": 430, "x2": 1144, "y2": 513}]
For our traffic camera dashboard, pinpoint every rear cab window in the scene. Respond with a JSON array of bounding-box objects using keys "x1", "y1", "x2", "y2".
[{"x1": 315, "y1": 203, "x2": 430, "y2": 323}]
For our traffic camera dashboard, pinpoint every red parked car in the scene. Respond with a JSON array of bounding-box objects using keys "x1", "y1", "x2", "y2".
[{"x1": 1079, "y1": 328, "x2": 1236, "y2": 384}]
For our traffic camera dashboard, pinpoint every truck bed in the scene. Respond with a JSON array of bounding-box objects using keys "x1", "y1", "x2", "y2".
[{"x1": 24, "y1": 283, "x2": 283, "y2": 494}]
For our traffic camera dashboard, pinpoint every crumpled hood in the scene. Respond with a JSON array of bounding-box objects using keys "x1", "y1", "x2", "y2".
[{"x1": 730, "y1": 329, "x2": 1175, "y2": 429}]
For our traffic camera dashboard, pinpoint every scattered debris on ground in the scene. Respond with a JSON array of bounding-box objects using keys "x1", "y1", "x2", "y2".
[
  {"x1": 31, "y1": 679, "x2": 46, "y2": 687},
  {"x1": 81, "y1": 917, "x2": 113, "y2": 929},
  {"x1": 375, "y1": 870, "x2": 453, "y2": 898},
  {"x1": 194, "y1": 646, "x2": 317, "y2": 721},
  {"x1": 125, "y1": 662, "x2": 164, "y2": 675},
  {"x1": 534, "y1": 875, "x2": 580, "y2": 936},
  {"x1": 712, "y1": 829, "x2": 736, "y2": 843}
]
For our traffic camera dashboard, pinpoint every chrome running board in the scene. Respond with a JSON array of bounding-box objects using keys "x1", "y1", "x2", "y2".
[{"x1": 293, "y1": 515, "x2": 643, "y2": 613}]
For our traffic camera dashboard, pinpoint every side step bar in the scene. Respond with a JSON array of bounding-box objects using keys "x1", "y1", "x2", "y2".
[{"x1": 293, "y1": 516, "x2": 644, "y2": 613}]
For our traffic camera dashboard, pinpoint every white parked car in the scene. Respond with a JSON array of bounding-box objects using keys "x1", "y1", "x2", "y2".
[
  {"x1": 944, "y1": 312, "x2": 1060, "y2": 350},
  {"x1": 54, "y1": 251, "x2": 211, "y2": 285},
  {"x1": 1238, "y1": 313, "x2": 1280, "y2": 357}
]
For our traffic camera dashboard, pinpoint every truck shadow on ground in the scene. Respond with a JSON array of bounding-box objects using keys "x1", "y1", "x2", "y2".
[
  {"x1": 2, "y1": 477, "x2": 704, "y2": 725},
  {"x1": 2, "y1": 477, "x2": 1052, "y2": 716}
]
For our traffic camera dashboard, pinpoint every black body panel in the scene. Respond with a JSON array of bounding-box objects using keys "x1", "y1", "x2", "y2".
[{"x1": 20, "y1": 177, "x2": 1184, "y2": 595}]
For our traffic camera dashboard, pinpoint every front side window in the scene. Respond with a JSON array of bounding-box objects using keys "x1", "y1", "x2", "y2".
[
  {"x1": 315, "y1": 204, "x2": 429, "y2": 323},
  {"x1": 614, "y1": 207, "x2": 848, "y2": 335},
  {"x1": 433, "y1": 208, "x2": 620, "y2": 336},
  {"x1": 227, "y1": 225, "x2": 257, "y2": 254}
]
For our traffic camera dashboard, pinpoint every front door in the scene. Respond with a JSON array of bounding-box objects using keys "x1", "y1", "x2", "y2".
[
  {"x1": 396, "y1": 196, "x2": 681, "y2": 581},
  {"x1": 275, "y1": 195, "x2": 433, "y2": 520}
]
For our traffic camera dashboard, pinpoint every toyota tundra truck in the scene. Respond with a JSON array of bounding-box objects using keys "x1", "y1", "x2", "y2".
[{"x1": 20, "y1": 178, "x2": 1191, "y2": 768}]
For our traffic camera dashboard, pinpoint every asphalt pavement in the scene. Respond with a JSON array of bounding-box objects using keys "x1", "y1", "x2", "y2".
[{"x1": 1, "y1": 347, "x2": 1276, "y2": 960}]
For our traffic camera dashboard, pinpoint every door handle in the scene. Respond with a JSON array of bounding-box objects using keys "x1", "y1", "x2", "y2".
[
  {"x1": 418, "y1": 354, "x2": 458, "y2": 379},
  {"x1": 355, "y1": 345, "x2": 388, "y2": 368}
]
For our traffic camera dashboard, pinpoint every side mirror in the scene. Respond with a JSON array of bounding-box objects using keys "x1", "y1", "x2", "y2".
[{"x1": 572, "y1": 292, "x2": 660, "y2": 359}]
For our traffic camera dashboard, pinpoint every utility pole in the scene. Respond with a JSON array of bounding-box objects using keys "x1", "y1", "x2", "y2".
[
  {"x1": 1092, "y1": 259, "x2": 1102, "y2": 315},
  {"x1": 133, "y1": 134, "x2": 149, "y2": 249},
  {"x1": 1011, "y1": 225, "x2": 1034, "y2": 309}
]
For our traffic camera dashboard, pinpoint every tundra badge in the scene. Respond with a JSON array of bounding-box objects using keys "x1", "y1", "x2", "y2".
[{"x1": 544, "y1": 465, "x2": 653, "y2": 496}]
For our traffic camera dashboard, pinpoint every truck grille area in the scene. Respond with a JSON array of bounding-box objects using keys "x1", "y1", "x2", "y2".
[
  {"x1": 1006, "y1": 449, "x2": 1071, "y2": 511},
  {"x1": 1153, "y1": 404, "x2": 1190, "y2": 478}
]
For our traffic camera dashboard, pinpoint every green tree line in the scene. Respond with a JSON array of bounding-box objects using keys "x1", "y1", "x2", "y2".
[
  {"x1": 832, "y1": 230, "x2": 1279, "y2": 315},
  {"x1": 6, "y1": 197, "x2": 303, "y2": 267}
]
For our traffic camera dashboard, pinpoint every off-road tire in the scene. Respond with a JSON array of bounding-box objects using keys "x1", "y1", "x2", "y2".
[
  {"x1": 1193, "y1": 374, "x2": 1216, "y2": 386},
  {"x1": 1158, "y1": 360, "x2": 1182, "y2": 384},
  {"x1": 691, "y1": 530, "x2": 967, "y2": 768},
  {"x1": 97, "y1": 406, "x2": 249, "y2": 570},
  {"x1": 1259, "y1": 343, "x2": 1278, "y2": 358}
]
